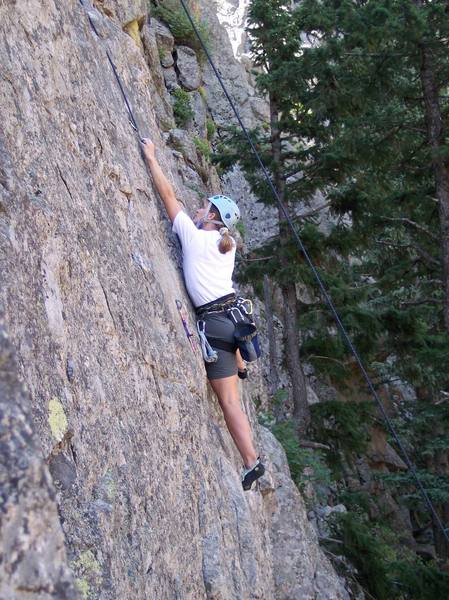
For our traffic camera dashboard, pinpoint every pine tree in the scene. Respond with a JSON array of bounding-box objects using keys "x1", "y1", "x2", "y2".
[{"x1": 296, "y1": 0, "x2": 449, "y2": 334}]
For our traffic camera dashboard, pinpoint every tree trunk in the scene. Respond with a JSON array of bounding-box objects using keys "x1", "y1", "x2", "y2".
[
  {"x1": 263, "y1": 274, "x2": 280, "y2": 399},
  {"x1": 419, "y1": 43, "x2": 449, "y2": 333},
  {"x1": 269, "y1": 94, "x2": 310, "y2": 434},
  {"x1": 431, "y1": 431, "x2": 449, "y2": 560},
  {"x1": 282, "y1": 281, "x2": 310, "y2": 433},
  {"x1": 432, "y1": 504, "x2": 449, "y2": 560}
]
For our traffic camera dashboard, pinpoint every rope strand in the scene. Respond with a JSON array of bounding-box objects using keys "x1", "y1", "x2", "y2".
[{"x1": 79, "y1": 0, "x2": 142, "y2": 139}]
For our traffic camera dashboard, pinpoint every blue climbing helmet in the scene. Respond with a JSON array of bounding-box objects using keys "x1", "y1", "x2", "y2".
[{"x1": 207, "y1": 195, "x2": 240, "y2": 229}]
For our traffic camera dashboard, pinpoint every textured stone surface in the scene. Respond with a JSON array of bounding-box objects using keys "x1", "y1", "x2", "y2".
[
  {"x1": 221, "y1": 166, "x2": 279, "y2": 250},
  {"x1": 153, "y1": 18, "x2": 174, "y2": 67},
  {"x1": 177, "y1": 45, "x2": 202, "y2": 91},
  {"x1": 197, "y1": 0, "x2": 258, "y2": 129},
  {"x1": 92, "y1": 0, "x2": 147, "y2": 24},
  {"x1": 190, "y1": 90, "x2": 208, "y2": 138},
  {"x1": 141, "y1": 20, "x2": 174, "y2": 128},
  {"x1": 163, "y1": 65, "x2": 178, "y2": 91},
  {"x1": 169, "y1": 128, "x2": 201, "y2": 168},
  {"x1": 0, "y1": 325, "x2": 78, "y2": 599},
  {"x1": 259, "y1": 428, "x2": 350, "y2": 600},
  {"x1": 0, "y1": 1, "x2": 350, "y2": 599}
]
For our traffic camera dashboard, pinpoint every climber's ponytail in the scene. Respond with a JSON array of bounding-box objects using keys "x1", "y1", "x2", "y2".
[{"x1": 218, "y1": 226, "x2": 235, "y2": 254}]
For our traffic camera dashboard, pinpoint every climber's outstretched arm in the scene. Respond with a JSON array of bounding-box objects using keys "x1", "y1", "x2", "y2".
[{"x1": 142, "y1": 138, "x2": 181, "y2": 223}]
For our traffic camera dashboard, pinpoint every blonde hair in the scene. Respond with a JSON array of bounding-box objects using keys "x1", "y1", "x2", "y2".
[{"x1": 218, "y1": 226, "x2": 235, "y2": 254}]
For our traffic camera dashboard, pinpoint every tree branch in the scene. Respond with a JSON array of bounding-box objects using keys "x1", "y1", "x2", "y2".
[
  {"x1": 375, "y1": 239, "x2": 410, "y2": 249},
  {"x1": 379, "y1": 216, "x2": 439, "y2": 241},
  {"x1": 294, "y1": 201, "x2": 332, "y2": 219},
  {"x1": 237, "y1": 254, "x2": 274, "y2": 263},
  {"x1": 376, "y1": 239, "x2": 440, "y2": 268},
  {"x1": 300, "y1": 440, "x2": 332, "y2": 451},
  {"x1": 399, "y1": 298, "x2": 442, "y2": 307}
]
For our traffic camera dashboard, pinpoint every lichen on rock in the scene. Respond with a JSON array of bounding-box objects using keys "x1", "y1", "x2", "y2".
[{"x1": 48, "y1": 398, "x2": 69, "y2": 442}]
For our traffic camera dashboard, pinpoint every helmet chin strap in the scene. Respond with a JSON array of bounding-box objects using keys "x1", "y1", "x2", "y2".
[{"x1": 196, "y1": 202, "x2": 223, "y2": 229}]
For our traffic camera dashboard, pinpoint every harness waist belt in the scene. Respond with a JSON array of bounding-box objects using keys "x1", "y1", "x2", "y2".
[{"x1": 195, "y1": 293, "x2": 236, "y2": 316}]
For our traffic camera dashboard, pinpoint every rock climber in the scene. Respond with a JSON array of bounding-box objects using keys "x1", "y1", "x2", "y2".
[{"x1": 142, "y1": 138, "x2": 265, "y2": 491}]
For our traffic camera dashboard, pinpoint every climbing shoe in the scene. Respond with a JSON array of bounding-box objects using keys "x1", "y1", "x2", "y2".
[{"x1": 241, "y1": 457, "x2": 265, "y2": 491}]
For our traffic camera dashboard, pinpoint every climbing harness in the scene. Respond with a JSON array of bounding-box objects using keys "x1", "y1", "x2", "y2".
[
  {"x1": 225, "y1": 298, "x2": 260, "y2": 363},
  {"x1": 177, "y1": 0, "x2": 449, "y2": 542},
  {"x1": 176, "y1": 300, "x2": 197, "y2": 353},
  {"x1": 195, "y1": 293, "x2": 237, "y2": 317},
  {"x1": 196, "y1": 295, "x2": 261, "y2": 363}
]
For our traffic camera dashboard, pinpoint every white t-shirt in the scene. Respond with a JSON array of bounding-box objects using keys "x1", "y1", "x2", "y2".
[{"x1": 172, "y1": 211, "x2": 236, "y2": 307}]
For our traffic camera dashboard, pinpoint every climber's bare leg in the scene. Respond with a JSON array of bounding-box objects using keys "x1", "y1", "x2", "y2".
[{"x1": 209, "y1": 374, "x2": 257, "y2": 468}]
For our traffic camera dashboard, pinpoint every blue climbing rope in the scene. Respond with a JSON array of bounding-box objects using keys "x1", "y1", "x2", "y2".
[{"x1": 79, "y1": 0, "x2": 143, "y2": 140}]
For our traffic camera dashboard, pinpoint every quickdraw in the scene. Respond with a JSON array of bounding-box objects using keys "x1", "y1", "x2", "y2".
[{"x1": 176, "y1": 300, "x2": 197, "y2": 354}]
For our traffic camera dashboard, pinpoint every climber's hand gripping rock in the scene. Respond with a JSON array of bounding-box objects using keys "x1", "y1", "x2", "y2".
[
  {"x1": 141, "y1": 138, "x2": 181, "y2": 223},
  {"x1": 141, "y1": 137, "x2": 155, "y2": 161}
]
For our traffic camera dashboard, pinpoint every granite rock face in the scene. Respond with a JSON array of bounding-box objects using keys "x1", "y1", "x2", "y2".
[
  {"x1": 0, "y1": 1, "x2": 350, "y2": 599},
  {"x1": 176, "y1": 45, "x2": 201, "y2": 91},
  {"x1": 259, "y1": 429, "x2": 350, "y2": 600},
  {"x1": 154, "y1": 19, "x2": 175, "y2": 67},
  {"x1": 196, "y1": 0, "x2": 259, "y2": 129},
  {"x1": 0, "y1": 325, "x2": 78, "y2": 600}
]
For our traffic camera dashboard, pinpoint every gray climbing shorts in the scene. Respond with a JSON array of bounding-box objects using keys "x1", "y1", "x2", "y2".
[{"x1": 200, "y1": 312, "x2": 238, "y2": 380}]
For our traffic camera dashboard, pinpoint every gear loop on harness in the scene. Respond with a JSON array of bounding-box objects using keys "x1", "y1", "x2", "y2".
[{"x1": 197, "y1": 320, "x2": 218, "y2": 363}]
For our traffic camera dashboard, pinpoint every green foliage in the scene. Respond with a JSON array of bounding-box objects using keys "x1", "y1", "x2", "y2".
[
  {"x1": 217, "y1": 0, "x2": 449, "y2": 398},
  {"x1": 311, "y1": 400, "x2": 373, "y2": 456},
  {"x1": 225, "y1": 2, "x2": 449, "y2": 583},
  {"x1": 235, "y1": 220, "x2": 245, "y2": 239},
  {"x1": 206, "y1": 118, "x2": 216, "y2": 140},
  {"x1": 337, "y1": 489, "x2": 372, "y2": 515},
  {"x1": 378, "y1": 469, "x2": 449, "y2": 508},
  {"x1": 171, "y1": 87, "x2": 193, "y2": 127},
  {"x1": 267, "y1": 418, "x2": 332, "y2": 501},
  {"x1": 333, "y1": 512, "x2": 394, "y2": 600},
  {"x1": 390, "y1": 559, "x2": 449, "y2": 600},
  {"x1": 152, "y1": 0, "x2": 209, "y2": 55},
  {"x1": 329, "y1": 512, "x2": 449, "y2": 599},
  {"x1": 193, "y1": 136, "x2": 211, "y2": 160},
  {"x1": 308, "y1": 399, "x2": 373, "y2": 479}
]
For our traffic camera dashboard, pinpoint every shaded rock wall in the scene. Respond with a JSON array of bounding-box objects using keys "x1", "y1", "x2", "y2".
[
  {"x1": 0, "y1": 324, "x2": 78, "y2": 599},
  {"x1": 0, "y1": 1, "x2": 349, "y2": 598}
]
